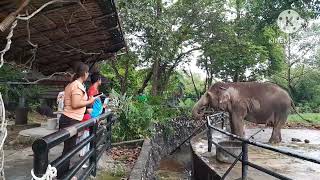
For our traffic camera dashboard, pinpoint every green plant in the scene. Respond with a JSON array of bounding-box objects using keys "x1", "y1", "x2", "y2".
[
  {"x1": 110, "y1": 164, "x2": 126, "y2": 177},
  {"x1": 177, "y1": 98, "x2": 196, "y2": 117},
  {"x1": 159, "y1": 119, "x2": 175, "y2": 141},
  {"x1": 111, "y1": 90, "x2": 155, "y2": 142}
]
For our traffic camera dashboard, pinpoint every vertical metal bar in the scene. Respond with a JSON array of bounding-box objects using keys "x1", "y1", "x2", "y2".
[
  {"x1": 242, "y1": 142, "x2": 248, "y2": 180},
  {"x1": 32, "y1": 139, "x2": 49, "y2": 177},
  {"x1": 106, "y1": 114, "x2": 112, "y2": 149},
  {"x1": 207, "y1": 120, "x2": 212, "y2": 152},
  {"x1": 221, "y1": 116, "x2": 225, "y2": 129},
  {"x1": 90, "y1": 121, "x2": 98, "y2": 176}
]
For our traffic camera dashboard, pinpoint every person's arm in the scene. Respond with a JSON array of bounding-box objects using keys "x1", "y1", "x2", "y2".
[{"x1": 71, "y1": 88, "x2": 96, "y2": 109}]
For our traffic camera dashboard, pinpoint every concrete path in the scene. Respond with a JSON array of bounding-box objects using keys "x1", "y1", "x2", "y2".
[
  {"x1": 5, "y1": 124, "x2": 116, "y2": 180},
  {"x1": 191, "y1": 128, "x2": 320, "y2": 180},
  {"x1": 4, "y1": 144, "x2": 115, "y2": 180},
  {"x1": 4, "y1": 145, "x2": 63, "y2": 180}
]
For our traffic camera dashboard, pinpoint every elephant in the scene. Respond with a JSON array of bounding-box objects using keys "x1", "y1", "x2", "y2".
[{"x1": 192, "y1": 81, "x2": 294, "y2": 143}]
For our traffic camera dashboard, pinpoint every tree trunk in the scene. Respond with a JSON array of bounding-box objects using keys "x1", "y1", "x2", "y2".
[
  {"x1": 151, "y1": 0, "x2": 162, "y2": 96},
  {"x1": 208, "y1": 75, "x2": 213, "y2": 87},
  {"x1": 121, "y1": 58, "x2": 130, "y2": 95},
  {"x1": 287, "y1": 35, "x2": 292, "y2": 96},
  {"x1": 151, "y1": 58, "x2": 160, "y2": 96},
  {"x1": 190, "y1": 69, "x2": 200, "y2": 100},
  {"x1": 233, "y1": 71, "x2": 239, "y2": 82},
  {"x1": 202, "y1": 76, "x2": 208, "y2": 94},
  {"x1": 137, "y1": 69, "x2": 153, "y2": 94}
]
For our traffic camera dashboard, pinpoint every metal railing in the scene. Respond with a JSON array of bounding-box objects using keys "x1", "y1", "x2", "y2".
[
  {"x1": 206, "y1": 112, "x2": 320, "y2": 180},
  {"x1": 32, "y1": 112, "x2": 116, "y2": 180}
]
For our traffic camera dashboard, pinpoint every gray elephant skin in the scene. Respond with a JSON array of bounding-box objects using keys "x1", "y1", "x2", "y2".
[{"x1": 192, "y1": 82, "x2": 294, "y2": 143}]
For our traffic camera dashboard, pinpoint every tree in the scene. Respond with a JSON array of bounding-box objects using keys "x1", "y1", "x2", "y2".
[
  {"x1": 196, "y1": 0, "x2": 319, "y2": 83},
  {"x1": 117, "y1": 0, "x2": 224, "y2": 95},
  {"x1": 114, "y1": 0, "x2": 319, "y2": 96},
  {"x1": 101, "y1": 52, "x2": 140, "y2": 95},
  {"x1": 272, "y1": 21, "x2": 320, "y2": 95},
  {"x1": 196, "y1": 0, "x2": 277, "y2": 83}
]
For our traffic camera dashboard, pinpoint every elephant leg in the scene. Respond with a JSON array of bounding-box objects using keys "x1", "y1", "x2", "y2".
[
  {"x1": 230, "y1": 112, "x2": 245, "y2": 138},
  {"x1": 269, "y1": 115, "x2": 287, "y2": 144}
]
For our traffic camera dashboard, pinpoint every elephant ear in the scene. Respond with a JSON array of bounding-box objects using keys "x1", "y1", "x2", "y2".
[
  {"x1": 205, "y1": 91, "x2": 213, "y2": 105},
  {"x1": 220, "y1": 91, "x2": 230, "y2": 104},
  {"x1": 218, "y1": 91, "x2": 230, "y2": 110}
]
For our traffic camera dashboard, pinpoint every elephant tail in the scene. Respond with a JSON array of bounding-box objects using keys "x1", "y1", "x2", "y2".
[{"x1": 290, "y1": 101, "x2": 312, "y2": 123}]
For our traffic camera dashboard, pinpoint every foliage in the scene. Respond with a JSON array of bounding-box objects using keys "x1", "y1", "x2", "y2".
[
  {"x1": 179, "y1": 70, "x2": 205, "y2": 98},
  {"x1": 0, "y1": 64, "x2": 44, "y2": 109},
  {"x1": 117, "y1": 0, "x2": 225, "y2": 95},
  {"x1": 288, "y1": 113, "x2": 320, "y2": 124},
  {"x1": 294, "y1": 70, "x2": 320, "y2": 113},
  {"x1": 111, "y1": 90, "x2": 155, "y2": 141},
  {"x1": 271, "y1": 67, "x2": 320, "y2": 113},
  {"x1": 178, "y1": 98, "x2": 196, "y2": 117},
  {"x1": 101, "y1": 52, "x2": 143, "y2": 94},
  {"x1": 110, "y1": 88, "x2": 197, "y2": 142},
  {"x1": 0, "y1": 64, "x2": 23, "y2": 80},
  {"x1": 109, "y1": 164, "x2": 126, "y2": 177}
]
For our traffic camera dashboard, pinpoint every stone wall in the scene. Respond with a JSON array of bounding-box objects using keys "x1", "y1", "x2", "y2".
[{"x1": 129, "y1": 117, "x2": 205, "y2": 180}]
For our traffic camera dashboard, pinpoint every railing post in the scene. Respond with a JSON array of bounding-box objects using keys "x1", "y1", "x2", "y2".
[
  {"x1": 106, "y1": 114, "x2": 112, "y2": 148},
  {"x1": 207, "y1": 120, "x2": 212, "y2": 152},
  {"x1": 242, "y1": 142, "x2": 248, "y2": 180},
  {"x1": 221, "y1": 116, "x2": 225, "y2": 129},
  {"x1": 90, "y1": 121, "x2": 98, "y2": 176},
  {"x1": 32, "y1": 139, "x2": 49, "y2": 178}
]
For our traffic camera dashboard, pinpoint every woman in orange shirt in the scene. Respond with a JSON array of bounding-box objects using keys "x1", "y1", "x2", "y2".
[{"x1": 57, "y1": 62, "x2": 96, "y2": 179}]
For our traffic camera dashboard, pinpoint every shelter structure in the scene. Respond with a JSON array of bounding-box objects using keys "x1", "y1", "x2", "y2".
[
  {"x1": 0, "y1": 0, "x2": 126, "y2": 124},
  {"x1": 0, "y1": 0, "x2": 126, "y2": 76}
]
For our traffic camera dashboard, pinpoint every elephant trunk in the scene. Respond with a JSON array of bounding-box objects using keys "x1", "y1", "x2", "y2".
[{"x1": 192, "y1": 100, "x2": 205, "y2": 120}]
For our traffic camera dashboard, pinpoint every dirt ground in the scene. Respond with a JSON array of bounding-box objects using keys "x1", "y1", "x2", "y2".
[
  {"x1": 4, "y1": 111, "x2": 48, "y2": 150},
  {"x1": 107, "y1": 146, "x2": 142, "y2": 170}
]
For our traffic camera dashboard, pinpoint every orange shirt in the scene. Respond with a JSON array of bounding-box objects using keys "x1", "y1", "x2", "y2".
[{"x1": 63, "y1": 80, "x2": 88, "y2": 121}]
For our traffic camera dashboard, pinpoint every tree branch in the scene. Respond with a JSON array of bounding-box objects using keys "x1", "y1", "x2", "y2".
[
  {"x1": 109, "y1": 56, "x2": 123, "y2": 84},
  {"x1": 16, "y1": 0, "x2": 80, "y2": 21},
  {"x1": 137, "y1": 69, "x2": 153, "y2": 94},
  {"x1": 23, "y1": 72, "x2": 73, "y2": 84},
  {"x1": 174, "y1": 47, "x2": 202, "y2": 62},
  {"x1": 189, "y1": 68, "x2": 200, "y2": 100},
  {"x1": 55, "y1": 44, "x2": 102, "y2": 55}
]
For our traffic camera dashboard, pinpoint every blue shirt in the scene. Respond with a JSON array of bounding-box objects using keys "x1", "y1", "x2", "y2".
[{"x1": 90, "y1": 99, "x2": 103, "y2": 118}]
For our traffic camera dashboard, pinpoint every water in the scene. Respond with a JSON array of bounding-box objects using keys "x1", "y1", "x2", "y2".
[{"x1": 155, "y1": 146, "x2": 192, "y2": 180}]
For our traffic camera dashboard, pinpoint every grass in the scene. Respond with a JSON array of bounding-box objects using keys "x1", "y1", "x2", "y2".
[
  {"x1": 288, "y1": 113, "x2": 320, "y2": 124},
  {"x1": 96, "y1": 174, "x2": 123, "y2": 180},
  {"x1": 95, "y1": 171, "x2": 124, "y2": 180}
]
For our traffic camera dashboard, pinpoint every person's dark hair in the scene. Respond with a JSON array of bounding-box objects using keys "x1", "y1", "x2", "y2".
[
  {"x1": 72, "y1": 62, "x2": 89, "y2": 81},
  {"x1": 90, "y1": 72, "x2": 101, "y2": 84}
]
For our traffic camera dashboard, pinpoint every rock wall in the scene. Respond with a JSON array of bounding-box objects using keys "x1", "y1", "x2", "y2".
[{"x1": 129, "y1": 117, "x2": 204, "y2": 180}]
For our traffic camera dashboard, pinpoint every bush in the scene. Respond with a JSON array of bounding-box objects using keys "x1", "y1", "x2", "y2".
[
  {"x1": 110, "y1": 90, "x2": 197, "y2": 142},
  {"x1": 111, "y1": 90, "x2": 154, "y2": 142},
  {"x1": 178, "y1": 98, "x2": 196, "y2": 117},
  {"x1": 297, "y1": 102, "x2": 320, "y2": 113}
]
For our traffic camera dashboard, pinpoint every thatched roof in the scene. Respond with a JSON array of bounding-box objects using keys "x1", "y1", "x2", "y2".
[{"x1": 0, "y1": 0, "x2": 126, "y2": 76}]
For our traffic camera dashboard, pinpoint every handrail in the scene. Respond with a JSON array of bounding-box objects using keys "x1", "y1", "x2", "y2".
[
  {"x1": 32, "y1": 112, "x2": 115, "y2": 179},
  {"x1": 207, "y1": 118, "x2": 320, "y2": 164},
  {"x1": 206, "y1": 113, "x2": 320, "y2": 180}
]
